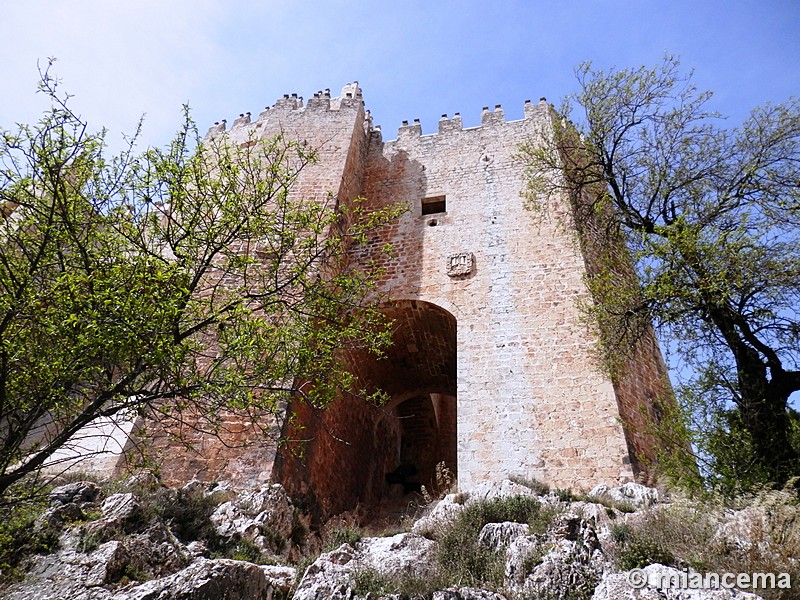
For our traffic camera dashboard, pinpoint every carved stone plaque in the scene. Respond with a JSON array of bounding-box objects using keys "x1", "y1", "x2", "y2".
[{"x1": 447, "y1": 252, "x2": 474, "y2": 277}]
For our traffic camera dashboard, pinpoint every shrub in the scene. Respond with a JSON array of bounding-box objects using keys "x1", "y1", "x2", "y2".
[
  {"x1": 0, "y1": 495, "x2": 59, "y2": 580},
  {"x1": 615, "y1": 534, "x2": 675, "y2": 571},
  {"x1": 289, "y1": 509, "x2": 309, "y2": 547},
  {"x1": 230, "y1": 538, "x2": 273, "y2": 564},
  {"x1": 353, "y1": 566, "x2": 448, "y2": 599},
  {"x1": 605, "y1": 486, "x2": 800, "y2": 599},
  {"x1": 510, "y1": 476, "x2": 551, "y2": 496},
  {"x1": 437, "y1": 495, "x2": 554, "y2": 588},
  {"x1": 324, "y1": 527, "x2": 362, "y2": 551},
  {"x1": 139, "y1": 486, "x2": 225, "y2": 547},
  {"x1": 554, "y1": 488, "x2": 578, "y2": 502}
]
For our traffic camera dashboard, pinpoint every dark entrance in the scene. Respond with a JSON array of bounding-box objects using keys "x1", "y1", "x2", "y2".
[{"x1": 275, "y1": 300, "x2": 457, "y2": 519}]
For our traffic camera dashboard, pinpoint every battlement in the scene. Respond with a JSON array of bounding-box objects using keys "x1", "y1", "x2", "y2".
[
  {"x1": 371, "y1": 98, "x2": 551, "y2": 145},
  {"x1": 204, "y1": 82, "x2": 364, "y2": 140},
  {"x1": 204, "y1": 84, "x2": 552, "y2": 146}
]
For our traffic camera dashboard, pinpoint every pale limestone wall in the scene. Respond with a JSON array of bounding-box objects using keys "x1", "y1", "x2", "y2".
[{"x1": 360, "y1": 101, "x2": 635, "y2": 490}]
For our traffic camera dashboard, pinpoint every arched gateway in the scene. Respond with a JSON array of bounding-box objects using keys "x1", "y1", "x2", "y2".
[{"x1": 274, "y1": 300, "x2": 457, "y2": 517}]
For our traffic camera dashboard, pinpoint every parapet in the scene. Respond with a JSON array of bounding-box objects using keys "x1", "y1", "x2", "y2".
[
  {"x1": 203, "y1": 84, "x2": 551, "y2": 148},
  {"x1": 385, "y1": 98, "x2": 550, "y2": 145},
  {"x1": 204, "y1": 82, "x2": 364, "y2": 140}
]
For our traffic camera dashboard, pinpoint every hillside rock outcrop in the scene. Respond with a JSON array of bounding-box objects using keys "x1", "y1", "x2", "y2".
[{"x1": 4, "y1": 479, "x2": 784, "y2": 600}]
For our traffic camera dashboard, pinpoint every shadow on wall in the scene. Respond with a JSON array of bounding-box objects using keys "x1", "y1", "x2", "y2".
[{"x1": 274, "y1": 298, "x2": 457, "y2": 523}]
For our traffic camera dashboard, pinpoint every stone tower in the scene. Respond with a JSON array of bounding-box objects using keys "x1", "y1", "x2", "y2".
[{"x1": 104, "y1": 83, "x2": 669, "y2": 518}]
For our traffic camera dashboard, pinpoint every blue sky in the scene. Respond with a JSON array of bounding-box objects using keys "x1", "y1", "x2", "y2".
[{"x1": 1, "y1": 1, "x2": 798, "y2": 149}]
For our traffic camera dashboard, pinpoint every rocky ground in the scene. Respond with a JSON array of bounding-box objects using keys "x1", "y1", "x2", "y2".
[{"x1": 1, "y1": 476, "x2": 797, "y2": 599}]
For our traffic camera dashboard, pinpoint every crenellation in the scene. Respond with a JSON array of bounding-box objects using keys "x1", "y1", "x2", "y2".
[
  {"x1": 306, "y1": 93, "x2": 331, "y2": 110},
  {"x1": 204, "y1": 119, "x2": 226, "y2": 139},
  {"x1": 231, "y1": 112, "x2": 251, "y2": 128},
  {"x1": 438, "y1": 112, "x2": 463, "y2": 134},
  {"x1": 273, "y1": 93, "x2": 303, "y2": 110},
  {"x1": 397, "y1": 118, "x2": 422, "y2": 140},
  {"x1": 481, "y1": 104, "x2": 505, "y2": 126}
]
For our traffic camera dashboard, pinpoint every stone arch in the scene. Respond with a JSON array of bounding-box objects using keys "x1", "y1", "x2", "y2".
[
  {"x1": 274, "y1": 299, "x2": 457, "y2": 519},
  {"x1": 364, "y1": 299, "x2": 458, "y2": 499}
]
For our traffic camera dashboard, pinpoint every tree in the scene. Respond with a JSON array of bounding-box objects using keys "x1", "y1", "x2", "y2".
[
  {"x1": 522, "y1": 56, "x2": 800, "y2": 491},
  {"x1": 0, "y1": 64, "x2": 402, "y2": 500}
]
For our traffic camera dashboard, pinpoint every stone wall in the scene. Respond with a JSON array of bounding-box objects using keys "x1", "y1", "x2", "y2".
[
  {"x1": 354, "y1": 101, "x2": 638, "y2": 490},
  {"x1": 116, "y1": 84, "x2": 370, "y2": 488},
  {"x1": 101, "y1": 84, "x2": 672, "y2": 518}
]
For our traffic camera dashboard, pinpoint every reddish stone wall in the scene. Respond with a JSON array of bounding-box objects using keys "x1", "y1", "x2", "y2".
[
  {"x1": 119, "y1": 84, "x2": 370, "y2": 489},
  {"x1": 117, "y1": 409, "x2": 278, "y2": 488}
]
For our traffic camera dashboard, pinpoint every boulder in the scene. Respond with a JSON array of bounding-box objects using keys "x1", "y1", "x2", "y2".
[
  {"x1": 506, "y1": 513, "x2": 605, "y2": 600},
  {"x1": 85, "y1": 541, "x2": 131, "y2": 587},
  {"x1": 357, "y1": 533, "x2": 437, "y2": 579},
  {"x1": 477, "y1": 522, "x2": 530, "y2": 551},
  {"x1": 115, "y1": 557, "x2": 274, "y2": 600},
  {"x1": 77, "y1": 492, "x2": 143, "y2": 544},
  {"x1": 210, "y1": 484, "x2": 295, "y2": 557},
  {"x1": 468, "y1": 480, "x2": 540, "y2": 503},
  {"x1": 260, "y1": 564, "x2": 296, "y2": 595},
  {"x1": 122, "y1": 520, "x2": 191, "y2": 578},
  {"x1": 411, "y1": 492, "x2": 467, "y2": 536},
  {"x1": 292, "y1": 543, "x2": 359, "y2": 600},
  {"x1": 592, "y1": 564, "x2": 766, "y2": 599},
  {"x1": 36, "y1": 501, "x2": 86, "y2": 530},
  {"x1": 101, "y1": 493, "x2": 141, "y2": 522},
  {"x1": 294, "y1": 533, "x2": 437, "y2": 599},
  {"x1": 589, "y1": 483, "x2": 659, "y2": 509},
  {"x1": 3, "y1": 540, "x2": 129, "y2": 600},
  {"x1": 49, "y1": 481, "x2": 102, "y2": 505},
  {"x1": 186, "y1": 540, "x2": 209, "y2": 557}
]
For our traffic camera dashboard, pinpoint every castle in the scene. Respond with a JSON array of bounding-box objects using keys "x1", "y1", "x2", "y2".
[{"x1": 72, "y1": 83, "x2": 670, "y2": 518}]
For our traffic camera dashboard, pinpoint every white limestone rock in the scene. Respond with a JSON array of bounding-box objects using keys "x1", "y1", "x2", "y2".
[
  {"x1": 101, "y1": 492, "x2": 140, "y2": 522},
  {"x1": 260, "y1": 564, "x2": 296, "y2": 594},
  {"x1": 121, "y1": 520, "x2": 191, "y2": 578},
  {"x1": 357, "y1": 533, "x2": 437, "y2": 579},
  {"x1": 589, "y1": 482, "x2": 659, "y2": 509},
  {"x1": 411, "y1": 492, "x2": 467, "y2": 536},
  {"x1": 467, "y1": 480, "x2": 540, "y2": 503},
  {"x1": 477, "y1": 521, "x2": 530, "y2": 551},
  {"x1": 293, "y1": 533, "x2": 437, "y2": 600},
  {"x1": 186, "y1": 540, "x2": 209, "y2": 557},
  {"x1": 49, "y1": 481, "x2": 102, "y2": 505},
  {"x1": 114, "y1": 557, "x2": 273, "y2": 600},
  {"x1": 506, "y1": 513, "x2": 605, "y2": 600},
  {"x1": 713, "y1": 507, "x2": 766, "y2": 554},
  {"x1": 592, "y1": 564, "x2": 767, "y2": 600},
  {"x1": 292, "y1": 543, "x2": 359, "y2": 600},
  {"x1": 210, "y1": 484, "x2": 295, "y2": 556},
  {"x1": 85, "y1": 541, "x2": 131, "y2": 587},
  {"x1": 3, "y1": 540, "x2": 128, "y2": 600}
]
